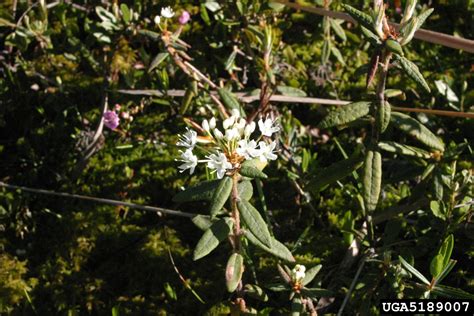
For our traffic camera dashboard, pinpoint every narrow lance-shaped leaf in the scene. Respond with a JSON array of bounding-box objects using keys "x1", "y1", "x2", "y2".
[
  {"x1": 226, "y1": 253, "x2": 244, "y2": 292},
  {"x1": 415, "y1": 8, "x2": 434, "y2": 31},
  {"x1": 318, "y1": 102, "x2": 371, "y2": 129},
  {"x1": 363, "y1": 149, "x2": 382, "y2": 212},
  {"x1": 399, "y1": 256, "x2": 430, "y2": 285},
  {"x1": 191, "y1": 215, "x2": 213, "y2": 231},
  {"x1": 434, "y1": 259, "x2": 457, "y2": 286},
  {"x1": 193, "y1": 218, "x2": 233, "y2": 261},
  {"x1": 239, "y1": 164, "x2": 267, "y2": 179},
  {"x1": 329, "y1": 19, "x2": 347, "y2": 42},
  {"x1": 148, "y1": 52, "x2": 169, "y2": 72},
  {"x1": 301, "y1": 288, "x2": 333, "y2": 299},
  {"x1": 391, "y1": 112, "x2": 445, "y2": 152},
  {"x1": 238, "y1": 200, "x2": 272, "y2": 248},
  {"x1": 376, "y1": 101, "x2": 391, "y2": 133},
  {"x1": 378, "y1": 141, "x2": 431, "y2": 159},
  {"x1": 431, "y1": 284, "x2": 474, "y2": 300},
  {"x1": 307, "y1": 155, "x2": 364, "y2": 193},
  {"x1": 209, "y1": 177, "x2": 233, "y2": 218},
  {"x1": 173, "y1": 180, "x2": 221, "y2": 203},
  {"x1": 430, "y1": 254, "x2": 445, "y2": 279},
  {"x1": 385, "y1": 39, "x2": 404, "y2": 56},
  {"x1": 277, "y1": 264, "x2": 292, "y2": 284},
  {"x1": 439, "y1": 234, "x2": 454, "y2": 270},
  {"x1": 237, "y1": 180, "x2": 253, "y2": 201},
  {"x1": 244, "y1": 230, "x2": 295, "y2": 262},
  {"x1": 394, "y1": 54, "x2": 431, "y2": 93},
  {"x1": 302, "y1": 265, "x2": 322, "y2": 286},
  {"x1": 341, "y1": 4, "x2": 374, "y2": 31},
  {"x1": 244, "y1": 284, "x2": 269, "y2": 302},
  {"x1": 217, "y1": 88, "x2": 244, "y2": 116}
]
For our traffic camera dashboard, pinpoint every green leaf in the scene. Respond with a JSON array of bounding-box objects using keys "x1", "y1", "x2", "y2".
[
  {"x1": 238, "y1": 200, "x2": 272, "y2": 248},
  {"x1": 244, "y1": 284, "x2": 268, "y2": 302},
  {"x1": 120, "y1": 4, "x2": 131, "y2": 23},
  {"x1": 378, "y1": 141, "x2": 431, "y2": 159},
  {"x1": 209, "y1": 177, "x2": 233, "y2": 218},
  {"x1": 300, "y1": 287, "x2": 332, "y2": 299},
  {"x1": 434, "y1": 259, "x2": 456, "y2": 285},
  {"x1": 398, "y1": 256, "x2": 430, "y2": 285},
  {"x1": 439, "y1": 234, "x2": 454, "y2": 270},
  {"x1": 193, "y1": 218, "x2": 233, "y2": 261},
  {"x1": 291, "y1": 296, "x2": 304, "y2": 315},
  {"x1": 361, "y1": 26, "x2": 381, "y2": 44},
  {"x1": 225, "y1": 253, "x2": 244, "y2": 292},
  {"x1": 341, "y1": 4, "x2": 374, "y2": 31},
  {"x1": 376, "y1": 101, "x2": 391, "y2": 133},
  {"x1": 217, "y1": 88, "x2": 244, "y2": 116},
  {"x1": 302, "y1": 265, "x2": 322, "y2": 286},
  {"x1": 430, "y1": 254, "x2": 444, "y2": 279},
  {"x1": 394, "y1": 54, "x2": 431, "y2": 93},
  {"x1": 416, "y1": 8, "x2": 434, "y2": 31},
  {"x1": 237, "y1": 180, "x2": 253, "y2": 201},
  {"x1": 331, "y1": 46, "x2": 346, "y2": 66},
  {"x1": 318, "y1": 101, "x2": 371, "y2": 129},
  {"x1": 244, "y1": 230, "x2": 295, "y2": 262},
  {"x1": 138, "y1": 29, "x2": 161, "y2": 41},
  {"x1": 430, "y1": 200, "x2": 446, "y2": 220},
  {"x1": 362, "y1": 149, "x2": 382, "y2": 212},
  {"x1": 307, "y1": 155, "x2": 364, "y2": 193},
  {"x1": 431, "y1": 285, "x2": 474, "y2": 299},
  {"x1": 191, "y1": 215, "x2": 213, "y2": 231},
  {"x1": 385, "y1": 39, "x2": 404, "y2": 56},
  {"x1": 276, "y1": 85, "x2": 307, "y2": 97},
  {"x1": 330, "y1": 19, "x2": 347, "y2": 42},
  {"x1": 149, "y1": 53, "x2": 169, "y2": 73},
  {"x1": 173, "y1": 180, "x2": 221, "y2": 203},
  {"x1": 239, "y1": 163, "x2": 268, "y2": 179},
  {"x1": 391, "y1": 112, "x2": 445, "y2": 152}
]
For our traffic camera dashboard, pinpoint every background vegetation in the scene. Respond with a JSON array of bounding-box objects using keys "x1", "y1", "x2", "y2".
[{"x1": 0, "y1": 0, "x2": 473, "y2": 314}]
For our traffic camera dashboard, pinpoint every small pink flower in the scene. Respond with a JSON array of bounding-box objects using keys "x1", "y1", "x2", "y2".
[
  {"x1": 103, "y1": 111, "x2": 120, "y2": 130},
  {"x1": 178, "y1": 11, "x2": 190, "y2": 25}
]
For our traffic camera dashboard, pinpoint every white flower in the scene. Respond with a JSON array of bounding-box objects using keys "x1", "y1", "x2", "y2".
[
  {"x1": 257, "y1": 141, "x2": 277, "y2": 162},
  {"x1": 231, "y1": 109, "x2": 241, "y2": 118},
  {"x1": 161, "y1": 6, "x2": 175, "y2": 18},
  {"x1": 244, "y1": 121, "x2": 256, "y2": 138},
  {"x1": 236, "y1": 118, "x2": 246, "y2": 133},
  {"x1": 225, "y1": 127, "x2": 240, "y2": 141},
  {"x1": 213, "y1": 128, "x2": 224, "y2": 139},
  {"x1": 291, "y1": 264, "x2": 306, "y2": 283},
  {"x1": 258, "y1": 117, "x2": 280, "y2": 137},
  {"x1": 177, "y1": 149, "x2": 198, "y2": 174},
  {"x1": 176, "y1": 128, "x2": 197, "y2": 149},
  {"x1": 153, "y1": 15, "x2": 161, "y2": 24},
  {"x1": 207, "y1": 152, "x2": 232, "y2": 179},
  {"x1": 209, "y1": 117, "x2": 216, "y2": 129},
  {"x1": 202, "y1": 119, "x2": 210, "y2": 132},
  {"x1": 236, "y1": 139, "x2": 259, "y2": 160},
  {"x1": 223, "y1": 115, "x2": 236, "y2": 130}
]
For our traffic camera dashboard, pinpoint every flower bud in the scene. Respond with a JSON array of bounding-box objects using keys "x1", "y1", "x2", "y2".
[
  {"x1": 223, "y1": 116, "x2": 235, "y2": 129},
  {"x1": 231, "y1": 108, "x2": 240, "y2": 118},
  {"x1": 213, "y1": 128, "x2": 224, "y2": 139},
  {"x1": 154, "y1": 15, "x2": 161, "y2": 25},
  {"x1": 202, "y1": 119, "x2": 210, "y2": 132},
  {"x1": 244, "y1": 121, "x2": 256, "y2": 137},
  {"x1": 178, "y1": 11, "x2": 190, "y2": 25},
  {"x1": 209, "y1": 117, "x2": 216, "y2": 129}
]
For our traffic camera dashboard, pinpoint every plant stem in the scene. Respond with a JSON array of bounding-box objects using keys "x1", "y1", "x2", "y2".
[{"x1": 231, "y1": 174, "x2": 242, "y2": 252}]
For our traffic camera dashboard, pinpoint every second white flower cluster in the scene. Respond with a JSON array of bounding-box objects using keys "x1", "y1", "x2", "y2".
[{"x1": 176, "y1": 109, "x2": 280, "y2": 179}]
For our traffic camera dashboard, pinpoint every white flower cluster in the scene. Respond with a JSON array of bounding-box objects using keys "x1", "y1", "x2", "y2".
[
  {"x1": 291, "y1": 264, "x2": 306, "y2": 284},
  {"x1": 176, "y1": 109, "x2": 280, "y2": 179},
  {"x1": 154, "y1": 6, "x2": 175, "y2": 24}
]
